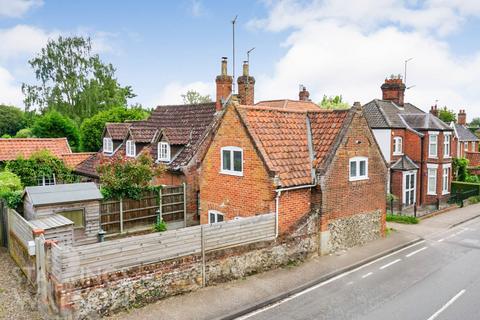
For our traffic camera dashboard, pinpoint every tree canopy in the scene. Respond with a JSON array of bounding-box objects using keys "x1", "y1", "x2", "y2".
[
  {"x1": 32, "y1": 111, "x2": 80, "y2": 151},
  {"x1": 318, "y1": 95, "x2": 350, "y2": 110},
  {"x1": 22, "y1": 36, "x2": 135, "y2": 123},
  {"x1": 80, "y1": 106, "x2": 149, "y2": 152},
  {"x1": 470, "y1": 117, "x2": 480, "y2": 128},
  {"x1": 0, "y1": 105, "x2": 25, "y2": 137},
  {"x1": 0, "y1": 171, "x2": 23, "y2": 209},
  {"x1": 181, "y1": 90, "x2": 212, "y2": 104},
  {"x1": 438, "y1": 107, "x2": 456, "y2": 123}
]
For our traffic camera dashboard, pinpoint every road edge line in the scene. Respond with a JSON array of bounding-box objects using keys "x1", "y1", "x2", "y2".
[
  {"x1": 449, "y1": 214, "x2": 480, "y2": 229},
  {"x1": 219, "y1": 237, "x2": 423, "y2": 320}
]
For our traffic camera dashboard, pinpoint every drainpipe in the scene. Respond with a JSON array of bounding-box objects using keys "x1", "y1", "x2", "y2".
[
  {"x1": 419, "y1": 136, "x2": 424, "y2": 206},
  {"x1": 274, "y1": 183, "x2": 316, "y2": 238}
]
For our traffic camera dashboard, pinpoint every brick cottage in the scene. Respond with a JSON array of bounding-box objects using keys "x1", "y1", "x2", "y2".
[
  {"x1": 363, "y1": 76, "x2": 454, "y2": 212},
  {"x1": 199, "y1": 95, "x2": 388, "y2": 254}
]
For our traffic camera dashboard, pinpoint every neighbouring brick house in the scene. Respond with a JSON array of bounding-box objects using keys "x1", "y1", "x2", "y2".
[
  {"x1": 363, "y1": 76, "x2": 454, "y2": 211},
  {"x1": 199, "y1": 97, "x2": 388, "y2": 254},
  {"x1": 450, "y1": 109, "x2": 479, "y2": 160},
  {"x1": 75, "y1": 57, "x2": 253, "y2": 226},
  {"x1": 0, "y1": 138, "x2": 93, "y2": 185}
]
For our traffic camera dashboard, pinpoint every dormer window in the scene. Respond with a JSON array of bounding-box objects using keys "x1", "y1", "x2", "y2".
[
  {"x1": 393, "y1": 137, "x2": 403, "y2": 155},
  {"x1": 158, "y1": 142, "x2": 171, "y2": 162},
  {"x1": 126, "y1": 140, "x2": 136, "y2": 157},
  {"x1": 103, "y1": 137, "x2": 113, "y2": 153}
]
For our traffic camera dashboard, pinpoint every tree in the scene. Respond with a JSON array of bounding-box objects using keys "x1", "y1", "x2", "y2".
[
  {"x1": 97, "y1": 153, "x2": 165, "y2": 200},
  {"x1": 438, "y1": 107, "x2": 456, "y2": 123},
  {"x1": 22, "y1": 36, "x2": 135, "y2": 123},
  {"x1": 0, "y1": 171, "x2": 23, "y2": 209},
  {"x1": 470, "y1": 117, "x2": 480, "y2": 128},
  {"x1": 14, "y1": 128, "x2": 34, "y2": 138},
  {"x1": 32, "y1": 111, "x2": 80, "y2": 151},
  {"x1": 318, "y1": 95, "x2": 350, "y2": 110},
  {"x1": 6, "y1": 150, "x2": 75, "y2": 187},
  {"x1": 181, "y1": 90, "x2": 212, "y2": 104},
  {"x1": 79, "y1": 106, "x2": 149, "y2": 152},
  {"x1": 0, "y1": 105, "x2": 25, "y2": 137}
]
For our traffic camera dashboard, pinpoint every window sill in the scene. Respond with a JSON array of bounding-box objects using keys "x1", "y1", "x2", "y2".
[
  {"x1": 349, "y1": 176, "x2": 369, "y2": 182},
  {"x1": 157, "y1": 159, "x2": 171, "y2": 163},
  {"x1": 442, "y1": 191, "x2": 450, "y2": 195},
  {"x1": 220, "y1": 170, "x2": 243, "y2": 177},
  {"x1": 393, "y1": 153, "x2": 404, "y2": 156},
  {"x1": 427, "y1": 192, "x2": 437, "y2": 196},
  {"x1": 126, "y1": 154, "x2": 136, "y2": 158},
  {"x1": 428, "y1": 156, "x2": 438, "y2": 159}
]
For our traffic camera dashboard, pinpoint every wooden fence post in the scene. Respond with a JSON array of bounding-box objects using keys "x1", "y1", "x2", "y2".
[
  {"x1": 201, "y1": 225, "x2": 206, "y2": 287},
  {"x1": 159, "y1": 188, "x2": 163, "y2": 222},
  {"x1": 119, "y1": 197, "x2": 124, "y2": 234},
  {"x1": 35, "y1": 234, "x2": 47, "y2": 307},
  {"x1": 183, "y1": 182, "x2": 187, "y2": 227}
]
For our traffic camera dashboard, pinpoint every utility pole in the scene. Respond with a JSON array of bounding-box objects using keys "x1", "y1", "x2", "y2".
[
  {"x1": 404, "y1": 57, "x2": 413, "y2": 87},
  {"x1": 232, "y1": 15, "x2": 238, "y2": 94}
]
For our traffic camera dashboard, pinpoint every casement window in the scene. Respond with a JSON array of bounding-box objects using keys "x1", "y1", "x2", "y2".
[
  {"x1": 157, "y1": 142, "x2": 171, "y2": 162},
  {"x1": 349, "y1": 157, "x2": 368, "y2": 181},
  {"x1": 126, "y1": 140, "x2": 136, "y2": 157},
  {"x1": 464, "y1": 142, "x2": 469, "y2": 152},
  {"x1": 473, "y1": 142, "x2": 477, "y2": 152},
  {"x1": 443, "y1": 133, "x2": 451, "y2": 158},
  {"x1": 208, "y1": 210, "x2": 224, "y2": 224},
  {"x1": 427, "y1": 164, "x2": 438, "y2": 195},
  {"x1": 59, "y1": 209, "x2": 85, "y2": 229},
  {"x1": 442, "y1": 165, "x2": 450, "y2": 195},
  {"x1": 428, "y1": 133, "x2": 438, "y2": 158},
  {"x1": 393, "y1": 137, "x2": 403, "y2": 155},
  {"x1": 221, "y1": 146, "x2": 243, "y2": 176},
  {"x1": 403, "y1": 171, "x2": 416, "y2": 206},
  {"x1": 103, "y1": 137, "x2": 113, "y2": 153},
  {"x1": 37, "y1": 174, "x2": 55, "y2": 186}
]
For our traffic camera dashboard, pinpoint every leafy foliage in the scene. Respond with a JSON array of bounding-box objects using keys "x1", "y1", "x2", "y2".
[
  {"x1": 386, "y1": 214, "x2": 419, "y2": 224},
  {"x1": 470, "y1": 117, "x2": 480, "y2": 128},
  {"x1": 79, "y1": 106, "x2": 149, "y2": 151},
  {"x1": 22, "y1": 36, "x2": 135, "y2": 123},
  {"x1": 453, "y1": 157, "x2": 469, "y2": 181},
  {"x1": 438, "y1": 106, "x2": 456, "y2": 123},
  {"x1": 97, "y1": 153, "x2": 165, "y2": 200},
  {"x1": 0, "y1": 105, "x2": 25, "y2": 137},
  {"x1": 0, "y1": 171, "x2": 23, "y2": 209},
  {"x1": 318, "y1": 95, "x2": 350, "y2": 110},
  {"x1": 154, "y1": 219, "x2": 167, "y2": 232},
  {"x1": 32, "y1": 111, "x2": 80, "y2": 151},
  {"x1": 5, "y1": 150, "x2": 75, "y2": 187},
  {"x1": 14, "y1": 128, "x2": 34, "y2": 138},
  {"x1": 181, "y1": 90, "x2": 212, "y2": 104}
]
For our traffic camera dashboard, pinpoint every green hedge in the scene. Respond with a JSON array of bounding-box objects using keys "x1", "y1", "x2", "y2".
[
  {"x1": 451, "y1": 181, "x2": 480, "y2": 195},
  {"x1": 386, "y1": 214, "x2": 419, "y2": 224}
]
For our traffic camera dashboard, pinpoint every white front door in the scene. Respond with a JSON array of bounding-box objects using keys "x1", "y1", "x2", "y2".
[{"x1": 403, "y1": 171, "x2": 416, "y2": 206}]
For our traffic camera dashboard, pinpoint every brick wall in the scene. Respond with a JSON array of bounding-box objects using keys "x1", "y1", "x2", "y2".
[
  {"x1": 199, "y1": 106, "x2": 275, "y2": 224},
  {"x1": 466, "y1": 151, "x2": 480, "y2": 167},
  {"x1": 278, "y1": 189, "x2": 312, "y2": 234}
]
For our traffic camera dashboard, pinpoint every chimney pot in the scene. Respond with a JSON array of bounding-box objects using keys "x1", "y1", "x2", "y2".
[
  {"x1": 458, "y1": 109, "x2": 467, "y2": 125},
  {"x1": 216, "y1": 57, "x2": 233, "y2": 111},
  {"x1": 299, "y1": 85, "x2": 310, "y2": 101},
  {"x1": 237, "y1": 61, "x2": 255, "y2": 105},
  {"x1": 242, "y1": 61, "x2": 249, "y2": 76},
  {"x1": 381, "y1": 75, "x2": 406, "y2": 106}
]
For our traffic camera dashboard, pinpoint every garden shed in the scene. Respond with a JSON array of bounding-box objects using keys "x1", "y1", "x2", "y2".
[{"x1": 23, "y1": 183, "x2": 103, "y2": 246}]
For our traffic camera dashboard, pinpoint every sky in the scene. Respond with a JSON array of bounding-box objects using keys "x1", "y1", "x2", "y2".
[{"x1": 1, "y1": 0, "x2": 480, "y2": 119}]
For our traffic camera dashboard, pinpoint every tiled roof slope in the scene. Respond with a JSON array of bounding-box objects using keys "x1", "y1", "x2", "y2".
[
  {"x1": 129, "y1": 127, "x2": 158, "y2": 143},
  {"x1": 62, "y1": 153, "x2": 95, "y2": 168},
  {"x1": 74, "y1": 153, "x2": 100, "y2": 178},
  {"x1": 391, "y1": 155, "x2": 419, "y2": 171},
  {"x1": 0, "y1": 138, "x2": 71, "y2": 161},
  {"x1": 401, "y1": 114, "x2": 452, "y2": 131},
  {"x1": 105, "y1": 123, "x2": 132, "y2": 140},
  {"x1": 256, "y1": 99, "x2": 321, "y2": 111},
  {"x1": 236, "y1": 105, "x2": 350, "y2": 187},
  {"x1": 363, "y1": 99, "x2": 424, "y2": 128},
  {"x1": 454, "y1": 124, "x2": 479, "y2": 141}
]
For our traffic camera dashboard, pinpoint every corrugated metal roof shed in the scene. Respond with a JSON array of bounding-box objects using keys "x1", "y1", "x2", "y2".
[
  {"x1": 24, "y1": 182, "x2": 103, "y2": 206},
  {"x1": 29, "y1": 214, "x2": 73, "y2": 230}
]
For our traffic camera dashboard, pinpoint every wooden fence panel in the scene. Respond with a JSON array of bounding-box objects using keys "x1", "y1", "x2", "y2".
[
  {"x1": 8, "y1": 209, "x2": 33, "y2": 248},
  {"x1": 51, "y1": 213, "x2": 275, "y2": 282}
]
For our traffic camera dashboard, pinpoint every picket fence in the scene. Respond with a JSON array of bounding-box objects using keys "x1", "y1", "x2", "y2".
[{"x1": 51, "y1": 213, "x2": 276, "y2": 282}]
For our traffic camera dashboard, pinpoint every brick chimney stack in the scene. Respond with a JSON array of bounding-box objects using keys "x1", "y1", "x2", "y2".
[
  {"x1": 381, "y1": 74, "x2": 406, "y2": 106},
  {"x1": 430, "y1": 105, "x2": 439, "y2": 117},
  {"x1": 299, "y1": 85, "x2": 310, "y2": 101},
  {"x1": 216, "y1": 57, "x2": 233, "y2": 111},
  {"x1": 237, "y1": 61, "x2": 255, "y2": 105},
  {"x1": 458, "y1": 109, "x2": 467, "y2": 125}
]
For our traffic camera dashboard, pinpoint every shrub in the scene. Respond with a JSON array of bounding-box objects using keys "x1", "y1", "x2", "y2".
[
  {"x1": 14, "y1": 128, "x2": 34, "y2": 138},
  {"x1": 154, "y1": 219, "x2": 167, "y2": 232},
  {"x1": 32, "y1": 111, "x2": 80, "y2": 151},
  {"x1": 467, "y1": 195, "x2": 480, "y2": 204},
  {"x1": 386, "y1": 214, "x2": 419, "y2": 224},
  {"x1": 0, "y1": 171, "x2": 23, "y2": 209}
]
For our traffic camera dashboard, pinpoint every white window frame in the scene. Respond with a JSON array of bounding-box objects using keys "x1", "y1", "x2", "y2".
[
  {"x1": 427, "y1": 164, "x2": 438, "y2": 195},
  {"x1": 473, "y1": 142, "x2": 476, "y2": 152},
  {"x1": 349, "y1": 156, "x2": 369, "y2": 181},
  {"x1": 126, "y1": 140, "x2": 136, "y2": 157},
  {"x1": 103, "y1": 137, "x2": 113, "y2": 153},
  {"x1": 37, "y1": 174, "x2": 56, "y2": 186},
  {"x1": 402, "y1": 170, "x2": 416, "y2": 207},
  {"x1": 393, "y1": 137, "x2": 403, "y2": 155},
  {"x1": 208, "y1": 210, "x2": 224, "y2": 224},
  {"x1": 428, "y1": 132, "x2": 438, "y2": 158},
  {"x1": 442, "y1": 164, "x2": 451, "y2": 195},
  {"x1": 443, "y1": 133, "x2": 451, "y2": 158},
  {"x1": 220, "y1": 146, "x2": 243, "y2": 176},
  {"x1": 157, "y1": 141, "x2": 171, "y2": 162},
  {"x1": 464, "y1": 142, "x2": 469, "y2": 152}
]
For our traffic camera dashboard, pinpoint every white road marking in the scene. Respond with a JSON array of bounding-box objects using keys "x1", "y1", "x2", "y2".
[
  {"x1": 379, "y1": 259, "x2": 402, "y2": 270},
  {"x1": 361, "y1": 272, "x2": 373, "y2": 279},
  {"x1": 235, "y1": 241, "x2": 425, "y2": 319},
  {"x1": 438, "y1": 238, "x2": 445, "y2": 242},
  {"x1": 426, "y1": 289, "x2": 466, "y2": 320},
  {"x1": 406, "y1": 246, "x2": 428, "y2": 258}
]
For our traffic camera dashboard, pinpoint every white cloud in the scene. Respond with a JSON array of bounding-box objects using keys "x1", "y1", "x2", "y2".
[
  {"x1": 148, "y1": 81, "x2": 214, "y2": 106},
  {"x1": 0, "y1": 25, "x2": 58, "y2": 61},
  {"x1": 251, "y1": 0, "x2": 480, "y2": 119},
  {"x1": 0, "y1": 0, "x2": 43, "y2": 18},
  {"x1": 0, "y1": 66, "x2": 23, "y2": 105}
]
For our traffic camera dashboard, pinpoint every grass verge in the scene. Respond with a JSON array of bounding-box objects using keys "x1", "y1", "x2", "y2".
[{"x1": 386, "y1": 214, "x2": 419, "y2": 224}]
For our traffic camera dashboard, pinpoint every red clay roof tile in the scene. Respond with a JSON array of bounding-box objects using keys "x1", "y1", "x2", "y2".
[{"x1": 0, "y1": 138, "x2": 71, "y2": 161}]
